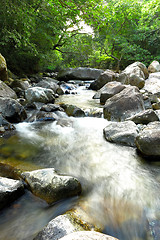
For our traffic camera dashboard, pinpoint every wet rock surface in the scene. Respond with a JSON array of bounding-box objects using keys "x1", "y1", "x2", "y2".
[
  {"x1": 0, "y1": 177, "x2": 24, "y2": 210},
  {"x1": 21, "y1": 168, "x2": 82, "y2": 204},
  {"x1": 0, "y1": 80, "x2": 17, "y2": 99},
  {"x1": 59, "y1": 231, "x2": 119, "y2": 240},
  {"x1": 126, "y1": 109, "x2": 159, "y2": 124},
  {"x1": 103, "y1": 121, "x2": 138, "y2": 147}
]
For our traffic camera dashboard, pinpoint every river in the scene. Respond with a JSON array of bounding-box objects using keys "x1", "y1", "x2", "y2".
[{"x1": 0, "y1": 85, "x2": 160, "y2": 240}]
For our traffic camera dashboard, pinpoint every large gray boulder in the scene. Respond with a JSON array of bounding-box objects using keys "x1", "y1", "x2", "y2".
[
  {"x1": 0, "y1": 80, "x2": 17, "y2": 99},
  {"x1": 36, "y1": 78, "x2": 59, "y2": 93},
  {"x1": 25, "y1": 87, "x2": 55, "y2": 103},
  {"x1": 99, "y1": 81, "x2": 126, "y2": 105},
  {"x1": 126, "y1": 109, "x2": 159, "y2": 124},
  {"x1": 135, "y1": 122, "x2": 160, "y2": 156},
  {"x1": 148, "y1": 61, "x2": 160, "y2": 73},
  {"x1": 34, "y1": 214, "x2": 88, "y2": 240},
  {"x1": 103, "y1": 121, "x2": 138, "y2": 147},
  {"x1": 0, "y1": 97, "x2": 27, "y2": 123},
  {"x1": 103, "y1": 86, "x2": 145, "y2": 121},
  {"x1": 143, "y1": 72, "x2": 160, "y2": 97},
  {"x1": 59, "y1": 231, "x2": 119, "y2": 240},
  {"x1": 118, "y1": 62, "x2": 149, "y2": 89},
  {"x1": 0, "y1": 54, "x2": 8, "y2": 81},
  {"x1": 26, "y1": 110, "x2": 60, "y2": 122},
  {"x1": 89, "y1": 70, "x2": 119, "y2": 90},
  {"x1": 0, "y1": 177, "x2": 24, "y2": 210},
  {"x1": 21, "y1": 168, "x2": 82, "y2": 204},
  {"x1": 57, "y1": 68, "x2": 104, "y2": 81}
]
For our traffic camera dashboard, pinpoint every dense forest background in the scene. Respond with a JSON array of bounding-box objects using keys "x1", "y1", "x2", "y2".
[{"x1": 0, "y1": 0, "x2": 160, "y2": 74}]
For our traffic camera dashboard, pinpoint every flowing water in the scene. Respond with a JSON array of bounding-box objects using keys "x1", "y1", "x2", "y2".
[{"x1": 0, "y1": 86, "x2": 160, "y2": 240}]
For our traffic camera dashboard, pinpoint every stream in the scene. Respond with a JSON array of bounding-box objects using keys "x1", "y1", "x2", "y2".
[{"x1": 0, "y1": 85, "x2": 160, "y2": 240}]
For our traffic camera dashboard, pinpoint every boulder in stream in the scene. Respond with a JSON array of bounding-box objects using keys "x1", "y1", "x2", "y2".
[
  {"x1": 57, "y1": 67, "x2": 104, "y2": 81},
  {"x1": 36, "y1": 78, "x2": 59, "y2": 93},
  {"x1": 0, "y1": 114, "x2": 15, "y2": 133},
  {"x1": 60, "y1": 104, "x2": 85, "y2": 117},
  {"x1": 103, "y1": 121, "x2": 138, "y2": 147},
  {"x1": 89, "y1": 70, "x2": 119, "y2": 90},
  {"x1": 0, "y1": 177, "x2": 24, "y2": 210},
  {"x1": 126, "y1": 109, "x2": 159, "y2": 124},
  {"x1": 0, "y1": 97, "x2": 27, "y2": 123},
  {"x1": 34, "y1": 213, "x2": 90, "y2": 240},
  {"x1": 135, "y1": 122, "x2": 160, "y2": 156},
  {"x1": 21, "y1": 168, "x2": 82, "y2": 204},
  {"x1": 25, "y1": 87, "x2": 55, "y2": 104},
  {"x1": 103, "y1": 86, "x2": 145, "y2": 121}
]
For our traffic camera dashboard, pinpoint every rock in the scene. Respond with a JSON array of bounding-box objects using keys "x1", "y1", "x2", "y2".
[
  {"x1": 61, "y1": 104, "x2": 85, "y2": 117},
  {"x1": 26, "y1": 110, "x2": 59, "y2": 122},
  {"x1": 0, "y1": 114, "x2": 15, "y2": 132},
  {"x1": 148, "y1": 60, "x2": 160, "y2": 73},
  {"x1": 120, "y1": 62, "x2": 149, "y2": 89},
  {"x1": 25, "y1": 87, "x2": 55, "y2": 104},
  {"x1": 103, "y1": 86, "x2": 145, "y2": 121},
  {"x1": 36, "y1": 78, "x2": 59, "y2": 93},
  {"x1": 0, "y1": 54, "x2": 8, "y2": 81},
  {"x1": 57, "y1": 68, "x2": 104, "y2": 81},
  {"x1": 0, "y1": 97, "x2": 27, "y2": 123},
  {"x1": 0, "y1": 80, "x2": 17, "y2": 99},
  {"x1": 126, "y1": 109, "x2": 159, "y2": 124},
  {"x1": 21, "y1": 168, "x2": 82, "y2": 204},
  {"x1": 40, "y1": 104, "x2": 64, "y2": 112},
  {"x1": 0, "y1": 177, "x2": 24, "y2": 210},
  {"x1": 89, "y1": 70, "x2": 119, "y2": 90},
  {"x1": 99, "y1": 81, "x2": 126, "y2": 105},
  {"x1": 34, "y1": 213, "x2": 91, "y2": 240},
  {"x1": 10, "y1": 79, "x2": 30, "y2": 91},
  {"x1": 123, "y1": 61, "x2": 149, "y2": 79},
  {"x1": 135, "y1": 122, "x2": 160, "y2": 156},
  {"x1": 103, "y1": 121, "x2": 138, "y2": 147},
  {"x1": 59, "y1": 231, "x2": 119, "y2": 240},
  {"x1": 143, "y1": 72, "x2": 160, "y2": 97}
]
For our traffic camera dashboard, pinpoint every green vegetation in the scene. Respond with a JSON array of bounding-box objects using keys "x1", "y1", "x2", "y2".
[{"x1": 0, "y1": 0, "x2": 159, "y2": 73}]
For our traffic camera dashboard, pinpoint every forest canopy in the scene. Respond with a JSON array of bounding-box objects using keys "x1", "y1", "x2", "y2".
[{"x1": 0, "y1": 0, "x2": 160, "y2": 73}]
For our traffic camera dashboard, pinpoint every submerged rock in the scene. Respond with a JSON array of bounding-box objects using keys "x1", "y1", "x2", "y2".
[
  {"x1": 59, "y1": 231, "x2": 119, "y2": 240},
  {"x1": 0, "y1": 177, "x2": 24, "y2": 210},
  {"x1": 103, "y1": 121, "x2": 138, "y2": 147},
  {"x1": 103, "y1": 86, "x2": 145, "y2": 121},
  {"x1": 135, "y1": 122, "x2": 160, "y2": 156},
  {"x1": 0, "y1": 97, "x2": 27, "y2": 123},
  {"x1": 21, "y1": 168, "x2": 82, "y2": 204}
]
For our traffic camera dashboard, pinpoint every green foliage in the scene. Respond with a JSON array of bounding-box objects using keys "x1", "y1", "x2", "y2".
[{"x1": 0, "y1": 0, "x2": 159, "y2": 73}]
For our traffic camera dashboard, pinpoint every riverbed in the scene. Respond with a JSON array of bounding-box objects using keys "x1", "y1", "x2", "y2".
[{"x1": 0, "y1": 86, "x2": 160, "y2": 240}]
